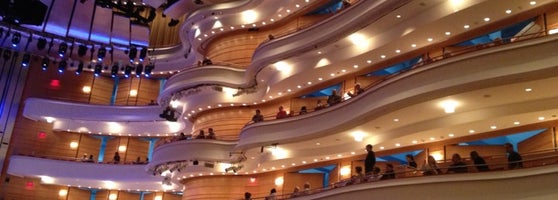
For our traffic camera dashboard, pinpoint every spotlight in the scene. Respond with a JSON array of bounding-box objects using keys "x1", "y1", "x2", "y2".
[
  {"x1": 37, "y1": 38, "x2": 47, "y2": 50},
  {"x1": 168, "y1": 19, "x2": 180, "y2": 27},
  {"x1": 124, "y1": 65, "x2": 132, "y2": 78},
  {"x1": 58, "y1": 60, "x2": 67, "y2": 73},
  {"x1": 77, "y1": 45, "x2": 87, "y2": 57},
  {"x1": 111, "y1": 64, "x2": 119, "y2": 77},
  {"x1": 144, "y1": 64, "x2": 154, "y2": 77},
  {"x1": 21, "y1": 53, "x2": 30, "y2": 67},
  {"x1": 97, "y1": 47, "x2": 106, "y2": 61},
  {"x1": 135, "y1": 64, "x2": 143, "y2": 77},
  {"x1": 41, "y1": 57, "x2": 49, "y2": 71},
  {"x1": 11, "y1": 32, "x2": 21, "y2": 47},
  {"x1": 94, "y1": 63, "x2": 102, "y2": 76},
  {"x1": 58, "y1": 42, "x2": 68, "y2": 57},
  {"x1": 76, "y1": 61, "x2": 84, "y2": 75},
  {"x1": 139, "y1": 47, "x2": 147, "y2": 62},
  {"x1": 128, "y1": 47, "x2": 137, "y2": 62}
]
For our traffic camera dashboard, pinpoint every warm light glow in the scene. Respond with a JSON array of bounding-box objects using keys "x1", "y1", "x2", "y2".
[
  {"x1": 82, "y1": 86, "x2": 92, "y2": 93},
  {"x1": 107, "y1": 122, "x2": 123, "y2": 133},
  {"x1": 58, "y1": 189, "x2": 68, "y2": 196},
  {"x1": 548, "y1": 28, "x2": 558, "y2": 35},
  {"x1": 315, "y1": 58, "x2": 330, "y2": 68},
  {"x1": 70, "y1": 141, "x2": 79, "y2": 149},
  {"x1": 118, "y1": 145, "x2": 127, "y2": 152},
  {"x1": 154, "y1": 196, "x2": 163, "y2": 200},
  {"x1": 274, "y1": 176, "x2": 284, "y2": 186},
  {"x1": 129, "y1": 89, "x2": 138, "y2": 97},
  {"x1": 271, "y1": 147, "x2": 288, "y2": 159},
  {"x1": 250, "y1": 177, "x2": 256, "y2": 183},
  {"x1": 348, "y1": 33, "x2": 369, "y2": 48},
  {"x1": 212, "y1": 20, "x2": 223, "y2": 29},
  {"x1": 241, "y1": 10, "x2": 258, "y2": 24},
  {"x1": 218, "y1": 163, "x2": 232, "y2": 172},
  {"x1": 274, "y1": 61, "x2": 292, "y2": 73},
  {"x1": 431, "y1": 152, "x2": 444, "y2": 161},
  {"x1": 40, "y1": 176, "x2": 55, "y2": 184},
  {"x1": 222, "y1": 87, "x2": 238, "y2": 96},
  {"x1": 104, "y1": 181, "x2": 117, "y2": 189},
  {"x1": 170, "y1": 100, "x2": 180, "y2": 108},
  {"x1": 351, "y1": 131, "x2": 366, "y2": 142},
  {"x1": 340, "y1": 166, "x2": 351, "y2": 176},
  {"x1": 166, "y1": 121, "x2": 183, "y2": 133},
  {"x1": 109, "y1": 193, "x2": 117, "y2": 200},
  {"x1": 44, "y1": 116, "x2": 55, "y2": 123},
  {"x1": 449, "y1": 0, "x2": 466, "y2": 12},
  {"x1": 440, "y1": 100, "x2": 459, "y2": 113}
]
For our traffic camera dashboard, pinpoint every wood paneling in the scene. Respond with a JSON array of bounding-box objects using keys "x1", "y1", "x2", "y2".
[
  {"x1": 518, "y1": 128, "x2": 554, "y2": 153},
  {"x1": 89, "y1": 76, "x2": 115, "y2": 105},
  {"x1": 149, "y1": 9, "x2": 182, "y2": 47},
  {"x1": 114, "y1": 77, "x2": 160, "y2": 106},
  {"x1": 124, "y1": 137, "x2": 150, "y2": 163},
  {"x1": 137, "y1": 78, "x2": 162, "y2": 106}
]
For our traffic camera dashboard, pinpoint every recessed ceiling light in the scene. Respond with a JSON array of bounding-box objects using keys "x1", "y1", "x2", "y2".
[
  {"x1": 395, "y1": 49, "x2": 401, "y2": 53},
  {"x1": 242, "y1": 103, "x2": 247, "y2": 106},
  {"x1": 330, "y1": 73, "x2": 335, "y2": 76},
  {"x1": 427, "y1": 38, "x2": 433, "y2": 42},
  {"x1": 252, "y1": 24, "x2": 256, "y2": 27},
  {"x1": 506, "y1": 9, "x2": 512, "y2": 14},
  {"x1": 445, "y1": 31, "x2": 451, "y2": 36},
  {"x1": 351, "y1": 152, "x2": 355, "y2": 155},
  {"x1": 286, "y1": 9, "x2": 291, "y2": 13},
  {"x1": 429, "y1": 137, "x2": 435, "y2": 141},
  {"x1": 241, "y1": 25, "x2": 245, "y2": 28},
  {"x1": 395, "y1": 143, "x2": 401, "y2": 147},
  {"x1": 307, "y1": 81, "x2": 312, "y2": 85},
  {"x1": 211, "y1": 31, "x2": 215, "y2": 34},
  {"x1": 287, "y1": 89, "x2": 291, "y2": 92},
  {"x1": 393, "y1": 118, "x2": 399, "y2": 122},
  {"x1": 297, "y1": 85, "x2": 302, "y2": 88},
  {"x1": 353, "y1": 64, "x2": 359, "y2": 68},
  {"x1": 464, "y1": 25, "x2": 470, "y2": 29},
  {"x1": 396, "y1": 15, "x2": 401, "y2": 18},
  {"x1": 262, "y1": 99, "x2": 266, "y2": 102},
  {"x1": 262, "y1": 22, "x2": 266, "y2": 25},
  {"x1": 269, "y1": 96, "x2": 273, "y2": 98},
  {"x1": 218, "y1": 104, "x2": 222, "y2": 107},
  {"x1": 484, "y1": 17, "x2": 490, "y2": 22},
  {"x1": 411, "y1": 44, "x2": 417, "y2": 48},
  {"x1": 230, "y1": 103, "x2": 234, "y2": 106},
  {"x1": 278, "y1": 14, "x2": 282, "y2": 17},
  {"x1": 412, "y1": 140, "x2": 418, "y2": 144},
  {"x1": 525, "y1": 88, "x2": 532, "y2": 92},
  {"x1": 296, "y1": 4, "x2": 300, "y2": 8},
  {"x1": 341, "y1": 69, "x2": 346, "y2": 73},
  {"x1": 448, "y1": 133, "x2": 455, "y2": 137},
  {"x1": 538, "y1": 116, "x2": 545, "y2": 121},
  {"x1": 278, "y1": 92, "x2": 282, "y2": 96},
  {"x1": 380, "y1": 146, "x2": 385, "y2": 150},
  {"x1": 490, "y1": 125, "x2": 497, "y2": 129},
  {"x1": 380, "y1": 55, "x2": 386, "y2": 59},
  {"x1": 337, "y1": 154, "x2": 342, "y2": 157},
  {"x1": 366, "y1": 60, "x2": 372, "y2": 63},
  {"x1": 469, "y1": 129, "x2": 475, "y2": 134},
  {"x1": 530, "y1": 1, "x2": 536, "y2": 5},
  {"x1": 318, "y1": 77, "x2": 323, "y2": 81},
  {"x1": 270, "y1": 19, "x2": 275, "y2": 22},
  {"x1": 514, "y1": 121, "x2": 520, "y2": 125},
  {"x1": 316, "y1": 142, "x2": 320, "y2": 145},
  {"x1": 317, "y1": 51, "x2": 322, "y2": 54}
]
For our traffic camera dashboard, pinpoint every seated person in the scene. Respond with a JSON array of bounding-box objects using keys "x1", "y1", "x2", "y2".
[
  {"x1": 276, "y1": 106, "x2": 288, "y2": 119},
  {"x1": 367, "y1": 166, "x2": 383, "y2": 181},
  {"x1": 350, "y1": 166, "x2": 365, "y2": 184},
  {"x1": 327, "y1": 89, "x2": 342, "y2": 106},
  {"x1": 202, "y1": 57, "x2": 213, "y2": 65},
  {"x1": 421, "y1": 155, "x2": 442, "y2": 175},
  {"x1": 314, "y1": 100, "x2": 326, "y2": 110},
  {"x1": 196, "y1": 130, "x2": 206, "y2": 139},
  {"x1": 87, "y1": 154, "x2": 95, "y2": 163},
  {"x1": 290, "y1": 186, "x2": 301, "y2": 198},
  {"x1": 381, "y1": 163, "x2": 396, "y2": 180},
  {"x1": 446, "y1": 153, "x2": 468, "y2": 173},
  {"x1": 178, "y1": 132, "x2": 188, "y2": 140},
  {"x1": 347, "y1": 83, "x2": 364, "y2": 97},
  {"x1": 299, "y1": 106, "x2": 308, "y2": 115},
  {"x1": 470, "y1": 151, "x2": 489, "y2": 172},
  {"x1": 207, "y1": 128, "x2": 216, "y2": 139},
  {"x1": 251, "y1": 109, "x2": 264, "y2": 123}
]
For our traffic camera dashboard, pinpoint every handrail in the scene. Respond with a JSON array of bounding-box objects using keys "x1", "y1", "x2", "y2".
[{"x1": 250, "y1": 149, "x2": 558, "y2": 199}]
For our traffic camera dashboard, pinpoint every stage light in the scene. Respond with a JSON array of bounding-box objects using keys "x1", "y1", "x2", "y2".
[
  {"x1": 94, "y1": 63, "x2": 102, "y2": 76},
  {"x1": 76, "y1": 61, "x2": 84, "y2": 75},
  {"x1": 58, "y1": 60, "x2": 67, "y2": 73},
  {"x1": 111, "y1": 64, "x2": 119, "y2": 77},
  {"x1": 139, "y1": 47, "x2": 147, "y2": 62},
  {"x1": 37, "y1": 38, "x2": 47, "y2": 50},
  {"x1": 58, "y1": 42, "x2": 68, "y2": 57},
  {"x1": 124, "y1": 65, "x2": 132, "y2": 78},
  {"x1": 11, "y1": 32, "x2": 21, "y2": 47},
  {"x1": 97, "y1": 47, "x2": 107, "y2": 61},
  {"x1": 77, "y1": 44, "x2": 87, "y2": 57},
  {"x1": 144, "y1": 64, "x2": 154, "y2": 77},
  {"x1": 21, "y1": 53, "x2": 31, "y2": 67},
  {"x1": 128, "y1": 47, "x2": 137, "y2": 62},
  {"x1": 135, "y1": 63, "x2": 143, "y2": 77},
  {"x1": 41, "y1": 57, "x2": 49, "y2": 71}
]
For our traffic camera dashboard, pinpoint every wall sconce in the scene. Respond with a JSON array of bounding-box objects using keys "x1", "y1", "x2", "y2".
[
  {"x1": 154, "y1": 196, "x2": 162, "y2": 200},
  {"x1": 274, "y1": 176, "x2": 284, "y2": 186},
  {"x1": 340, "y1": 166, "x2": 351, "y2": 176},
  {"x1": 108, "y1": 193, "x2": 117, "y2": 200},
  {"x1": 58, "y1": 189, "x2": 68, "y2": 196},
  {"x1": 69, "y1": 141, "x2": 79, "y2": 149},
  {"x1": 82, "y1": 86, "x2": 92, "y2": 93},
  {"x1": 129, "y1": 89, "x2": 138, "y2": 97},
  {"x1": 118, "y1": 145, "x2": 127, "y2": 152}
]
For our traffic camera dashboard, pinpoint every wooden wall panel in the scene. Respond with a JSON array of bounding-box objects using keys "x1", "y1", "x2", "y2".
[
  {"x1": 104, "y1": 137, "x2": 121, "y2": 163},
  {"x1": 95, "y1": 190, "x2": 110, "y2": 200},
  {"x1": 149, "y1": 9, "x2": 182, "y2": 47},
  {"x1": 124, "y1": 137, "x2": 150, "y2": 163},
  {"x1": 283, "y1": 173, "x2": 323, "y2": 195},
  {"x1": 76, "y1": 134, "x2": 103, "y2": 161},
  {"x1": 114, "y1": 78, "x2": 132, "y2": 106},
  {"x1": 115, "y1": 191, "x2": 141, "y2": 200},
  {"x1": 136, "y1": 78, "x2": 161, "y2": 106},
  {"x1": 67, "y1": 187, "x2": 92, "y2": 200},
  {"x1": 517, "y1": 128, "x2": 554, "y2": 153},
  {"x1": 0, "y1": 176, "x2": 67, "y2": 200},
  {"x1": 89, "y1": 76, "x2": 115, "y2": 105}
]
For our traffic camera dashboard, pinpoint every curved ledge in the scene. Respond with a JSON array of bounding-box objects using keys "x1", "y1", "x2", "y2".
[
  {"x1": 236, "y1": 35, "x2": 558, "y2": 151},
  {"x1": 7, "y1": 155, "x2": 172, "y2": 191}
]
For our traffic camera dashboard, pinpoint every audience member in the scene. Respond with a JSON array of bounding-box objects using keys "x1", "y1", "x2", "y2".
[
  {"x1": 178, "y1": 132, "x2": 187, "y2": 140},
  {"x1": 288, "y1": 109, "x2": 295, "y2": 117},
  {"x1": 351, "y1": 166, "x2": 365, "y2": 184},
  {"x1": 299, "y1": 106, "x2": 308, "y2": 115},
  {"x1": 268, "y1": 34, "x2": 275, "y2": 40},
  {"x1": 470, "y1": 151, "x2": 489, "y2": 172},
  {"x1": 265, "y1": 188, "x2": 277, "y2": 200},
  {"x1": 406, "y1": 154, "x2": 418, "y2": 169},
  {"x1": 303, "y1": 182, "x2": 311, "y2": 195},
  {"x1": 367, "y1": 167, "x2": 383, "y2": 181},
  {"x1": 327, "y1": 89, "x2": 342, "y2": 106},
  {"x1": 87, "y1": 154, "x2": 95, "y2": 163},
  {"x1": 314, "y1": 100, "x2": 326, "y2": 110},
  {"x1": 381, "y1": 163, "x2": 396, "y2": 180},
  {"x1": 251, "y1": 109, "x2": 264, "y2": 123},
  {"x1": 446, "y1": 153, "x2": 468, "y2": 173},
  {"x1": 364, "y1": 144, "x2": 376, "y2": 174},
  {"x1": 421, "y1": 155, "x2": 441, "y2": 175},
  {"x1": 505, "y1": 143, "x2": 523, "y2": 169},
  {"x1": 81, "y1": 153, "x2": 88, "y2": 161},
  {"x1": 196, "y1": 130, "x2": 206, "y2": 139},
  {"x1": 134, "y1": 156, "x2": 143, "y2": 164},
  {"x1": 347, "y1": 83, "x2": 364, "y2": 97},
  {"x1": 202, "y1": 57, "x2": 213, "y2": 65},
  {"x1": 113, "y1": 152, "x2": 121, "y2": 164},
  {"x1": 276, "y1": 106, "x2": 288, "y2": 119},
  {"x1": 244, "y1": 192, "x2": 252, "y2": 200},
  {"x1": 290, "y1": 186, "x2": 301, "y2": 198},
  {"x1": 148, "y1": 100, "x2": 158, "y2": 105},
  {"x1": 207, "y1": 128, "x2": 216, "y2": 139}
]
